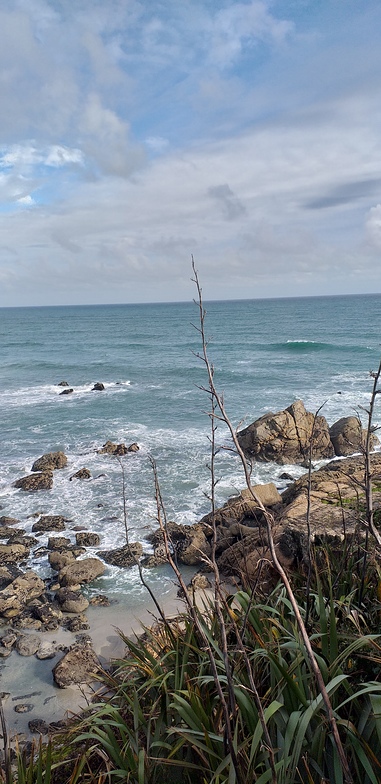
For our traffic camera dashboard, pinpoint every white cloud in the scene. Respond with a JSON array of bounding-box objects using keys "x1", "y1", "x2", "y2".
[{"x1": 366, "y1": 204, "x2": 381, "y2": 249}]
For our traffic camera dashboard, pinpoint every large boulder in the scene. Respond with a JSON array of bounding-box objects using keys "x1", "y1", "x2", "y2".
[
  {"x1": 14, "y1": 472, "x2": 53, "y2": 492},
  {"x1": 237, "y1": 400, "x2": 334, "y2": 465},
  {"x1": 0, "y1": 571, "x2": 46, "y2": 616},
  {"x1": 329, "y1": 416, "x2": 379, "y2": 457},
  {"x1": 58, "y1": 557, "x2": 106, "y2": 587},
  {"x1": 53, "y1": 643, "x2": 101, "y2": 688},
  {"x1": 31, "y1": 452, "x2": 67, "y2": 472},
  {"x1": 55, "y1": 588, "x2": 89, "y2": 613},
  {"x1": 32, "y1": 515, "x2": 67, "y2": 533},
  {"x1": 148, "y1": 522, "x2": 211, "y2": 566},
  {"x1": 99, "y1": 543, "x2": 142, "y2": 567},
  {"x1": 201, "y1": 483, "x2": 282, "y2": 530},
  {"x1": 0, "y1": 544, "x2": 29, "y2": 565}
]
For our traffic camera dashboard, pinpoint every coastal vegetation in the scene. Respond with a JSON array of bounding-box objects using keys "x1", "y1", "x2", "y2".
[{"x1": 2, "y1": 267, "x2": 381, "y2": 783}]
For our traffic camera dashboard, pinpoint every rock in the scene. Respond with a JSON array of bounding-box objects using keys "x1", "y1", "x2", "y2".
[
  {"x1": 58, "y1": 557, "x2": 106, "y2": 586},
  {"x1": 75, "y1": 532, "x2": 100, "y2": 547},
  {"x1": 0, "y1": 544, "x2": 29, "y2": 565},
  {"x1": 329, "y1": 416, "x2": 379, "y2": 457},
  {"x1": 7, "y1": 535, "x2": 38, "y2": 548},
  {"x1": 55, "y1": 588, "x2": 89, "y2": 613},
  {"x1": 63, "y1": 614, "x2": 89, "y2": 632},
  {"x1": 14, "y1": 472, "x2": 53, "y2": 492},
  {"x1": 0, "y1": 516, "x2": 20, "y2": 526},
  {"x1": 47, "y1": 536, "x2": 71, "y2": 550},
  {"x1": 52, "y1": 643, "x2": 101, "y2": 688},
  {"x1": 148, "y1": 522, "x2": 211, "y2": 566},
  {"x1": 237, "y1": 400, "x2": 334, "y2": 465},
  {"x1": 89, "y1": 594, "x2": 110, "y2": 606},
  {"x1": 59, "y1": 388, "x2": 73, "y2": 395},
  {"x1": 48, "y1": 550, "x2": 76, "y2": 571},
  {"x1": 69, "y1": 468, "x2": 91, "y2": 481},
  {"x1": 29, "y1": 719, "x2": 49, "y2": 734},
  {"x1": 92, "y1": 382, "x2": 105, "y2": 391},
  {"x1": 0, "y1": 571, "x2": 46, "y2": 616},
  {"x1": 100, "y1": 543, "x2": 143, "y2": 567},
  {"x1": 14, "y1": 704, "x2": 34, "y2": 713},
  {"x1": 0, "y1": 631, "x2": 18, "y2": 649},
  {"x1": 57, "y1": 381, "x2": 69, "y2": 387},
  {"x1": 32, "y1": 602, "x2": 63, "y2": 629},
  {"x1": 128, "y1": 442, "x2": 139, "y2": 452},
  {"x1": 31, "y1": 452, "x2": 67, "y2": 472},
  {"x1": 201, "y1": 483, "x2": 281, "y2": 531},
  {"x1": 36, "y1": 643, "x2": 58, "y2": 660},
  {"x1": 32, "y1": 515, "x2": 67, "y2": 533},
  {"x1": 98, "y1": 441, "x2": 129, "y2": 455},
  {"x1": 15, "y1": 635, "x2": 41, "y2": 656},
  {"x1": 0, "y1": 527, "x2": 26, "y2": 540}
]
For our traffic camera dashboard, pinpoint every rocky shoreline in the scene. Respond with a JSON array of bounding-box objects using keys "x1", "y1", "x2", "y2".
[{"x1": 1, "y1": 397, "x2": 380, "y2": 739}]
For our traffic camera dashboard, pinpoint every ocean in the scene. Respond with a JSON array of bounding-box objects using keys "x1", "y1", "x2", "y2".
[{"x1": 1, "y1": 293, "x2": 381, "y2": 612}]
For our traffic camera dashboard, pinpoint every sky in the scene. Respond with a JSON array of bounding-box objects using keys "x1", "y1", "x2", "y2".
[{"x1": 1, "y1": 0, "x2": 381, "y2": 306}]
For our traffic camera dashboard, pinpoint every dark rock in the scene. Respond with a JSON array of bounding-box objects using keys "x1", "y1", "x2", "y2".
[
  {"x1": 0, "y1": 527, "x2": 26, "y2": 540},
  {"x1": 28, "y1": 719, "x2": 49, "y2": 734},
  {"x1": 148, "y1": 522, "x2": 211, "y2": 566},
  {"x1": 0, "y1": 517, "x2": 20, "y2": 527},
  {"x1": 69, "y1": 468, "x2": 91, "y2": 481},
  {"x1": 89, "y1": 594, "x2": 110, "y2": 606},
  {"x1": 31, "y1": 452, "x2": 67, "y2": 472},
  {"x1": 100, "y1": 543, "x2": 143, "y2": 567},
  {"x1": 75, "y1": 532, "x2": 100, "y2": 547},
  {"x1": 127, "y1": 442, "x2": 139, "y2": 452},
  {"x1": 237, "y1": 400, "x2": 334, "y2": 465},
  {"x1": 32, "y1": 515, "x2": 67, "y2": 533},
  {"x1": 92, "y1": 382, "x2": 105, "y2": 391},
  {"x1": 53, "y1": 643, "x2": 101, "y2": 688},
  {"x1": 57, "y1": 381, "x2": 69, "y2": 387},
  {"x1": 98, "y1": 440, "x2": 129, "y2": 455},
  {"x1": 59, "y1": 388, "x2": 73, "y2": 395},
  {"x1": 280, "y1": 473, "x2": 295, "y2": 481},
  {"x1": 14, "y1": 704, "x2": 34, "y2": 713},
  {"x1": 7, "y1": 535, "x2": 38, "y2": 548},
  {"x1": 0, "y1": 631, "x2": 18, "y2": 649},
  {"x1": 63, "y1": 614, "x2": 89, "y2": 632},
  {"x1": 55, "y1": 588, "x2": 89, "y2": 613},
  {"x1": 47, "y1": 536, "x2": 71, "y2": 550},
  {"x1": 14, "y1": 472, "x2": 53, "y2": 492},
  {"x1": 32, "y1": 602, "x2": 63, "y2": 628}
]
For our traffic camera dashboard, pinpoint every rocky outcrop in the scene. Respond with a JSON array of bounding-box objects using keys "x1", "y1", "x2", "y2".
[
  {"x1": 98, "y1": 441, "x2": 140, "y2": 455},
  {"x1": 92, "y1": 382, "x2": 105, "y2": 391},
  {"x1": 0, "y1": 544, "x2": 29, "y2": 565},
  {"x1": 32, "y1": 515, "x2": 67, "y2": 533},
  {"x1": 69, "y1": 468, "x2": 91, "y2": 480},
  {"x1": 58, "y1": 557, "x2": 106, "y2": 587},
  {"x1": 237, "y1": 400, "x2": 334, "y2": 465},
  {"x1": 0, "y1": 517, "x2": 20, "y2": 527},
  {"x1": 76, "y1": 532, "x2": 100, "y2": 547},
  {"x1": 55, "y1": 588, "x2": 89, "y2": 613},
  {"x1": 52, "y1": 643, "x2": 101, "y2": 688},
  {"x1": 14, "y1": 472, "x2": 53, "y2": 492},
  {"x1": 31, "y1": 451, "x2": 67, "y2": 472},
  {"x1": 148, "y1": 521, "x2": 211, "y2": 566},
  {"x1": 59, "y1": 388, "x2": 73, "y2": 395},
  {"x1": 100, "y1": 543, "x2": 143, "y2": 567},
  {"x1": 329, "y1": 416, "x2": 379, "y2": 457},
  {"x1": 201, "y1": 483, "x2": 282, "y2": 531},
  {"x1": 0, "y1": 571, "x2": 46, "y2": 617}
]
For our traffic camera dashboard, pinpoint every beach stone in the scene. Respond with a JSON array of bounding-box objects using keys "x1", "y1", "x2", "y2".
[
  {"x1": 63, "y1": 614, "x2": 89, "y2": 632},
  {"x1": 59, "y1": 388, "x2": 73, "y2": 395},
  {"x1": 89, "y1": 594, "x2": 110, "y2": 606},
  {"x1": 100, "y1": 543, "x2": 143, "y2": 567},
  {"x1": 53, "y1": 643, "x2": 101, "y2": 688},
  {"x1": 32, "y1": 515, "x2": 67, "y2": 533},
  {"x1": 0, "y1": 648, "x2": 12, "y2": 658},
  {"x1": 69, "y1": 468, "x2": 91, "y2": 481},
  {"x1": 36, "y1": 643, "x2": 58, "y2": 660},
  {"x1": 75, "y1": 532, "x2": 100, "y2": 547},
  {"x1": 0, "y1": 544, "x2": 29, "y2": 565},
  {"x1": 32, "y1": 602, "x2": 63, "y2": 628},
  {"x1": 329, "y1": 416, "x2": 379, "y2": 457},
  {"x1": 47, "y1": 536, "x2": 71, "y2": 550},
  {"x1": 15, "y1": 635, "x2": 41, "y2": 656},
  {"x1": 29, "y1": 719, "x2": 49, "y2": 734},
  {"x1": 92, "y1": 382, "x2": 105, "y2": 391},
  {"x1": 0, "y1": 631, "x2": 18, "y2": 649},
  {"x1": 14, "y1": 472, "x2": 53, "y2": 492},
  {"x1": 58, "y1": 557, "x2": 106, "y2": 586},
  {"x1": 14, "y1": 704, "x2": 34, "y2": 713},
  {"x1": 55, "y1": 588, "x2": 89, "y2": 613},
  {"x1": 48, "y1": 550, "x2": 76, "y2": 571},
  {"x1": 237, "y1": 400, "x2": 334, "y2": 465},
  {"x1": 0, "y1": 517, "x2": 20, "y2": 527},
  {"x1": 31, "y1": 451, "x2": 67, "y2": 472}
]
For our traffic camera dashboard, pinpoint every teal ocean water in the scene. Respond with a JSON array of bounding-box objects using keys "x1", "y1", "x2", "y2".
[{"x1": 1, "y1": 294, "x2": 381, "y2": 606}]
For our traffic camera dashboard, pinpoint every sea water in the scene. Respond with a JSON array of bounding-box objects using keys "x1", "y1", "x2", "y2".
[{"x1": 1, "y1": 294, "x2": 381, "y2": 608}]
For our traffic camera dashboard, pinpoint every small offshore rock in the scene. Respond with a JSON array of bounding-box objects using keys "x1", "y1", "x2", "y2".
[
  {"x1": 59, "y1": 388, "x2": 73, "y2": 395},
  {"x1": 100, "y1": 542, "x2": 143, "y2": 567},
  {"x1": 69, "y1": 468, "x2": 91, "y2": 481},
  {"x1": 128, "y1": 442, "x2": 139, "y2": 452},
  {"x1": 29, "y1": 719, "x2": 49, "y2": 734},
  {"x1": 47, "y1": 536, "x2": 71, "y2": 550},
  {"x1": 92, "y1": 382, "x2": 105, "y2": 391},
  {"x1": 75, "y1": 532, "x2": 100, "y2": 547},
  {"x1": 15, "y1": 704, "x2": 34, "y2": 714},
  {"x1": 98, "y1": 440, "x2": 128, "y2": 455},
  {"x1": 0, "y1": 517, "x2": 20, "y2": 527},
  {"x1": 32, "y1": 515, "x2": 67, "y2": 533},
  {"x1": 57, "y1": 381, "x2": 69, "y2": 387},
  {"x1": 31, "y1": 452, "x2": 67, "y2": 472},
  {"x1": 53, "y1": 643, "x2": 101, "y2": 688},
  {"x1": 14, "y1": 472, "x2": 53, "y2": 492}
]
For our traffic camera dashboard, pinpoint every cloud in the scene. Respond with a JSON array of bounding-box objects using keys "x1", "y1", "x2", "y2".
[
  {"x1": 208, "y1": 184, "x2": 246, "y2": 220},
  {"x1": 366, "y1": 204, "x2": 381, "y2": 249},
  {"x1": 304, "y1": 178, "x2": 381, "y2": 210}
]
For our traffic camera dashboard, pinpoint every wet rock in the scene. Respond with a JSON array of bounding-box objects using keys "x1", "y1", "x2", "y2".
[
  {"x1": 0, "y1": 527, "x2": 26, "y2": 540},
  {"x1": 69, "y1": 468, "x2": 91, "y2": 481},
  {"x1": 53, "y1": 643, "x2": 101, "y2": 688},
  {"x1": 0, "y1": 517, "x2": 20, "y2": 527},
  {"x1": 0, "y1": 544, "x2": 29, "y2": 565},
  {"x1": 55, "y1": 588, "x2": 89, "y2": 613},
  {"x1": 237, "y1": 400, "x2": 334, "y2": 465},
  {"x1": 14, "y1": 472, "x2": 53, "y2": 492},
  {"x1": 89, "y1": 594, "x2": 110, "y2": 606},
  {"x1": 48, "y1": 550, "x2": 76, "y2": 571},
  {"x1": 100, "y1": 543, "x2": 143, "y2": 567},
  {"x1": 7, "y1": 535, "x2": 38, "y2": 548},
  {"x1": 57, "y1": 381, "x2": 69, "y2": 387},
  {"x1": 98, "y1": 440, "x2": 129, "y2": 455},
  {"x1": 47, "y1": 536, "x2": 71, "y2": 550},
  {"x1": 32, "y1": 515, "x2": 67, "y2": 533},
  {"x1": 63, "y1": 614, "x2": 89, "y2": 632},
  {"x1": 127, "y1": 442, "x2": 139, "y2": 452},
  {"x1": 14, "y1": 704, "x2": 34, "y2": 713},
  {"x1": 0, "y1": 631, "x2": 18, "y2": 649},
  {"x1": 0, "y1": 566, "x2": 23, "y2": 592},
  {"x1": 36, "y1": 642, "x2": 59, "y2": 660},
  {"x1": 59, "y1": 388, "x2": 73, "y2": 395},
  {"x1": 0, "y1": 648, "x2": 12, "y2": 658},
  {"x1": 28, "y1": 719, "x2": 49, "y2": 734},
  {"x1": 201, "y1": 483, "x2": 281, "y2": 531},
  {"x1": 148, "y1": 522, "x2": 211, "y2": 567},
  {"x1": 75, "y1": 532, "x2": 100, "y2": 547},
  {"x1": 92, "y1": 382, "x2": 105, "y2": 391},
  {"x1": 31, "y1": 451, "x2": 67, "y2": 472},
  {"x1": 15, "y1": 635, "x2": 41, "y2": 656},
  {"x1": 58, "y1": 557, "x2": 106, "y2": 586},
  {"x1": 32, "y1": 602, "x2": 63, "y2": 629}
]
